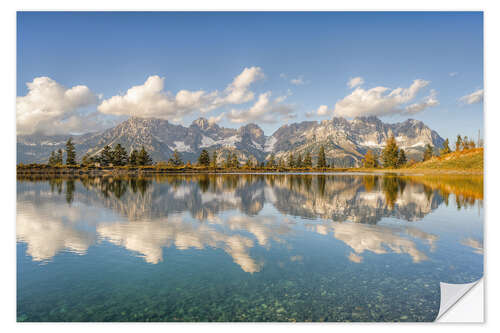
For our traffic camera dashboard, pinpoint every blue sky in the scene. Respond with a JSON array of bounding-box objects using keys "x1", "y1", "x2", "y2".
[{"x1": 17, "y1": 11, "x2": 483, "y2": 141}]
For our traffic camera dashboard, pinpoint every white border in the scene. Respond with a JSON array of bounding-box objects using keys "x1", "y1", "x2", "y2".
[{"x1": 2, "y1": 1, "x2": 498, "y2": 332}]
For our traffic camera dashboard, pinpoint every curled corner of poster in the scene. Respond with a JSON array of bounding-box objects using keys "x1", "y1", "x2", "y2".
[{"x1": 435, "y1": 278, "x2": 484, "y2": 322}]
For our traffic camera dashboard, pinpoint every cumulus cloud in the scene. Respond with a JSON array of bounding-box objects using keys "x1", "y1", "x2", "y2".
[
  {"x1": 17, "y1": 77, "x2": 99, "y2": 135},
  {"x1": 333, "y1": 79, "x2": 432, "y2": 117},
  {"x1": 459, "y1": 89, "x2": 483, "y2": 105},
  {"x1": 347, "y1": 77, "x2": 364, "y2": 89},
  {"x1": 219, "y1": 66, "x2": 265, "y2": 104},
  {"x1": 405, "y1": 89, "x2": 439, "y2": 114},
  {"x1": 306, "y1": 105, "x2": 332, "y2": 118},
  {"x1": 98, "y1": 67, "x2": 264, "y2": 121},
  {"x1": 449, "y1": 72, "x2": 459, "y2": 77},
  {"x1": 98, "y1": 75, "x2": 215, "y2": 119},
  {"x1": 226, "y1": 92, "x2": 295, "y2": 124},
  {"x1": 208, "y1": 112, "x2": 225, "y2": 124}
]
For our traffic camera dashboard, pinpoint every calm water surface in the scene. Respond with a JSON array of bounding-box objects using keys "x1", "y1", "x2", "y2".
[{"x1": 16, "y1": 173, "x2": 483, "y2": 322}]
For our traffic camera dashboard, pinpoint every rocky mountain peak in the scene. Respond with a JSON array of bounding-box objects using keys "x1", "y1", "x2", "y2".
[
  {"x1": 191, "y1": 117, "x2": 211, "y2": 130},
  {"x1": 17, "y1": 115, "x2": 445, "y2": 167},
  {"x1": 238, "y1": 123, "x2": 264, "y2": 138}
]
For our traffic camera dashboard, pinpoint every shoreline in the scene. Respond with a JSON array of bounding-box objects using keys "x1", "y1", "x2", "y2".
[{"x1": 16, "y1": 166, "x2": 483, "y2": 176}]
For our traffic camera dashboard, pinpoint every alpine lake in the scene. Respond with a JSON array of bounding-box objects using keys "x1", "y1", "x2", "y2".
[{"x1": 16, "y1": 172, "x2": 483, "y2": 322}]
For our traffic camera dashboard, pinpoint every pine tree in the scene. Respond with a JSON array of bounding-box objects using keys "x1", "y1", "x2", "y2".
[
  {"x1": 138, "y1": 146, "x2": 153, "y2": 166},
  {"x1": 231, "y1": 152, "x2": 240, "y2": 168},
  {"x1": 463, "y1": 136, "x2": 470, "y2": 150},
  {"x1": 455, "y1": 135, "x2": 463, "y2": 151},
  {"x1": 168, "y1": 149, "x2": 183, "y2": 167},
  {"x1": 397, "y1": 149, "x2": 407, "y2": 168},
  {"x1": 287, "y1": 152, "x2": 295, "y2": 168},
  {"x1": 423, "y1": 144, "x2": 434, "y2": 161},
  {"x1": 317, "y1": 146, "x2": 327, "y2": 168},
  {"x1": 129, "y1": 149, "x2": 139, "y2": 166},
  {"x1": 48, "y1": 151, "x2": 57, "y2": 166},
  {"x1": 267, "y1": 153, "x2": 276, "y2": 168},
  {"x1": 56, "y1": 149, "x2": 64, "y2": 165},
  {"x1": 295, "y1": 153, "x2": 303, "y2": 168},
  {"x1": 278, "y1": 157, "x2": 285, "y2": 168},
  {"x1": 198, "y1": 149, "x2": 210, "y2": 166},
  {"x1": 65, "y1": 138, "x2": 76, "y2": 165},
  {"x1": 99, "y1": 145, "x2": 114, "y2": 166},
  {"x1": 211, "y1": 151, "x2": 217, "y2": 168},
  {"x1": 224, "y1": 153, "x2": 231, "y2": 168},
  {"x1": 304, "y1": 151, "x2": 312, "y2": 168},
  {"x1": 362, "y1": 150, "x2": 378, "y2": 168},
  {"x1": 382, "y1": 136, "x2": 399, "y2": 168},
  {"x1": 440, "y1": 138, "x2": 451, "y2": 155},
  {"x1": 112, "y1": 144, "x2": 128, "y2": 166}
]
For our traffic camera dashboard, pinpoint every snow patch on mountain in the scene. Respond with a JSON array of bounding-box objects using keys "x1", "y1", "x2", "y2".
[
  {"x1": 264, "y1": 137, "x2": 277, "y2": 152},
  {"x1": 171, "y1": 141, "x2": 193, "y2": 152}
]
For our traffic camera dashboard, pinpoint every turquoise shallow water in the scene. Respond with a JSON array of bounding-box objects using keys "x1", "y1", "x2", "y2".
[{"x1": 16, "y1": 174, "x2": 483, "y2": 322}]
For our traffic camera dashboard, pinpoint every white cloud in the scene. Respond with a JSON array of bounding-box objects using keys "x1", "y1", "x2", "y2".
[
  {"x1": 347, "y1": 77, "x2": 365, "y2": 89},
  {"x1": 290, "y1": 76, "x2": 305, "y2": 85},
  {"x1": 208, "y1": 112, "x2": 225, "y2": 124},
  {"x1": 218, "y1": 66, "x2": 265, "y2": 104},
  {"x1": 405, "y1": 89, "x2": 439, "y2": 114},
  {"x1": 449, "y1": 72, "x2": 459, "y2": 77},
  {"x1": 98, "y1": 67, "x2": 264, "y2": 121},
  {"x1": 98, "y1": 75, "x2": 214, "y2": 119},
  {"x1": 16, "y1": 77, "x2": 99, "y2": 135},
  {"x1": 306, "y1": 105, "x2": 332, "y2": 118},
  {"x1": 226, "y1": 92, "x2": 295, "y2": 124},
  {"x1": 281, "y1": 73, "x2": 307, "y2": 85},
  {"x1": 459, "y1": 89, "x2": 483, "y2": 105},
  {"x1": 333, "y1": 79, "x2": 431, "y2": 117}
]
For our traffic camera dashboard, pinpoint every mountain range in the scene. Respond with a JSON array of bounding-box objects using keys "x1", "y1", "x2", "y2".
[{"x1": 17, "y1": 116, "x2": 445, "y2": 166}]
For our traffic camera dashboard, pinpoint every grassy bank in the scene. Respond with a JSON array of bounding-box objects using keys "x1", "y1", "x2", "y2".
[{"x1": 17, "y1": 148, "x2": 484, "y2": 176}]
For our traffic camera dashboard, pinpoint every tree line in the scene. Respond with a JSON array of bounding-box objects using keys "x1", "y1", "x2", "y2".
[
  {"x1": 362, "y1": 133, "x2": 480, "y2": 169},
  {"x1": 194, "y1": 145, "x2": 331, "y2": 169},
  {"x1": 48, "y1": 138, "x2": 154, "y2": 167}
]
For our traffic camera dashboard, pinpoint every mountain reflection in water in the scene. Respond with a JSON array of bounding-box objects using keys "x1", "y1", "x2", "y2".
[{"x1": 17, "y1": 174, "x2": 483, "y2": 270}]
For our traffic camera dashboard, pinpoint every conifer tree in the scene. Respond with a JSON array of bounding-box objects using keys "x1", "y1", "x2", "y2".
[
  {"x1": 245, "y1": 158, "x2": 254, "y2": 168},
  {"x1": 224, "y1": 153, "x2": 231, "y2": 168},
  {"x1": 287, "y1": 152, "x2": 295, "y2": 168},
  {"x1": 198, "y1": 149, "x2": 210, "y2": 166},
  {"x1": 295, "y1": 153, "x2": 303, "y2": 168},
  {"x1": 362, "y1": 150, "x2": 378, "y2": 168},
  {"x1": 65, "y1": 138, "x2": 76, "y2": 165},
  {"x1": 99, "y1": 145, "x2": 114, "y2": 166},
  {"x1": 129, "y1": 149, "x2": 139, "y2": 166},
  {"x1": 397, "y1": 149, "x2": 407, "y2": 168},
  {"x1": 231, "y1": 152, "x2": 240, "y2": 168},
  {"x1": 440, "y1": 138, "x2": 451, "y2": 155},
  {"x1": 423, "y1": 144, "x2": 434, "y2": 161},
  {"x1": 48, "y1": 151, "x2": 57, "y2": 166},
  {"x1": 317, "y1": 146, "x2": 327, "y2": 168},
  {"x1": 112, "y1": 144, "x2": 128, "y2": 166},
  {"x1": 304, "y1": 151, "x2": 312, "y2": 168},
  {"x1": 211, "y1": 151, "x2": 217, "y2": 168},
  {"x1": 455, "y1": 135, "x2": 463, "y2": 151},
  {"x1": 169, "y1": 149, "x2": 183, "y2": 167},
  {"x1": 267, "y1": 153, "x2": 276, "y2": 168},
  {"x1": 56, "y1": 149, "x2": 64, "y2": 165},
  {"x1": 138, "y1": 146, "x2": 153, "y2": 166},
  {"x1": 382, "y1": 136, "x2": 399, "y2": 168}
]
